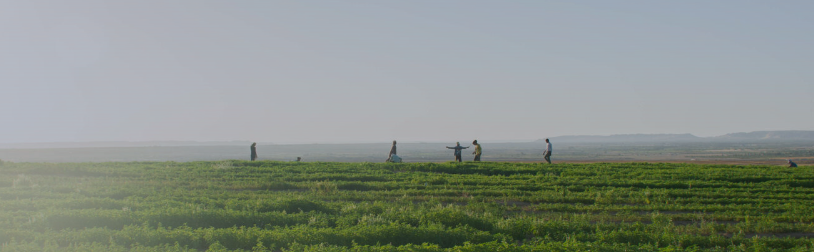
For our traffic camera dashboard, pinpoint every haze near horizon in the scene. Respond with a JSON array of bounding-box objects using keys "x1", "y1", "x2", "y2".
[{"x1": 2, "y1": 1, "x2": 813, "y2": 144}]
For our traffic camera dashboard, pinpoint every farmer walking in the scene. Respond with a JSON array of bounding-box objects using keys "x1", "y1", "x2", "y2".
[
  {"x1": 472, "y1": 140, "x2": 482, "y2": 161},
  {"x1": 543, "y1": 138, "x2": 552, "y2": 164},
  {"x1": 386, "y1": 140, "x2": 397, "y2": 162},
  {"x1": 250, "y1": 142, "x2": 258, "y2": 161},
  {"x1": 446, "y1": 142, "x2": 469, "y2": 162}
]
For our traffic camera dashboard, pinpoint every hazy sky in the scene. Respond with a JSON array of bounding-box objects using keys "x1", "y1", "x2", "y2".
[{"x1": 2, "y1": 1, "x2": 813, "y2": 144}]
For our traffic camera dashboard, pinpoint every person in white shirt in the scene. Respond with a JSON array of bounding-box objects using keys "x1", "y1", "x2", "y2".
[
  {"x1": 389, "y1": 154, "x2": 402, "y2": 163},
  {"x1": 543, "y1": 138, "x2": 552, "y2": 164}
]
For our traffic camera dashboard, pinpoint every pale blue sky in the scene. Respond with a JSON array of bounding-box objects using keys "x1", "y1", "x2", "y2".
[{"x1": 1, "y1": 1, "x2": 812, "y2": 144}]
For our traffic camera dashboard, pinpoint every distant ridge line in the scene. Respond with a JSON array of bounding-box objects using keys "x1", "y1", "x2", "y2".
[
  {"x1": 3, "y1": 130, "x2": 814, "y2": 149},
  {"x1": 548, "y1": 133, "x2": 699, "y2": 143},
  {"x1": 546, "y1": 130, "x2": 814, "y2": 143}
]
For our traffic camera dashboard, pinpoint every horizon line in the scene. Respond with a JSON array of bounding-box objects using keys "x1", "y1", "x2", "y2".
[{"x1": 3, "y1": 129, "x2": 814, "y2": 147}]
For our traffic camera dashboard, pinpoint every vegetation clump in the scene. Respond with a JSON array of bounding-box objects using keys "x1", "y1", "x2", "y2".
[{"x1": 0, "y1": 161, "x2": 812, "y2": 251}]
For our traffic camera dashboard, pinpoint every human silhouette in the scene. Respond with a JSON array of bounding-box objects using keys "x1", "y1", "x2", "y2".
[
  {"x1": 472, "y1": 140, "x2": 482, "y2": 161},
  {"x1": 446, "y1": 142, "x2": 469, "y2": 162},
  {"x1": 386, "y1": 140, "x2": 397, "y2": 162},
  {"x1": 250, "y1": 143, "x2": 258, "y2": 161},
  {"x1": 543, "y1": 138, "x2": 552, "y2": 164}
]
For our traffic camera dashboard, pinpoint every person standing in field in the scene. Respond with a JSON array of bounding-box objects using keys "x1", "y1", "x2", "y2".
[
  {"x1": 446, "y1": 142, "x2": 469, "y2": 162},
  {"x1": 543, "y1": 138, "x2": 552, "y2": 164},
  {"x1": 472, "y1": 140, "x2": 482, "y2": 161},
  {"x1": 386, "y1": 140, "x2": 397, "y2": 162},
  {"x1": 250, "y1": 142, "x2": 258, "y2": 161},
  {"x1": 788, "y1": 159, "x2": 798, "y2": 167}
]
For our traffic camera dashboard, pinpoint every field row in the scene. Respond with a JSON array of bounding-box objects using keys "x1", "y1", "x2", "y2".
[{"x1": 1, "y1": 161, "x2": 813, "y2": 251}]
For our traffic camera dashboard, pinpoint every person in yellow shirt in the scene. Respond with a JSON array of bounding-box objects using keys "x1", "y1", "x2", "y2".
[{"x1": 472, "y1": 140, "x2": 482, "y2": 161}]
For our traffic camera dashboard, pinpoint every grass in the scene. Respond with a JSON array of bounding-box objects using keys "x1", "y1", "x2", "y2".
[{"x1": 0, "y1": 160, "x2": 813, "y2": 251}]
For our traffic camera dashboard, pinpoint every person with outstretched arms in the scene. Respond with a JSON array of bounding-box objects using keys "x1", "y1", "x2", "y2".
[{"x1": 446, "y1": 142, "x2": 469, "y2": 162}]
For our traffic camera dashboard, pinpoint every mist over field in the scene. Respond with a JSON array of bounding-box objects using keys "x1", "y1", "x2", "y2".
[{"x1": 2, "y1": 131, "x2": 812, "y2": 164}]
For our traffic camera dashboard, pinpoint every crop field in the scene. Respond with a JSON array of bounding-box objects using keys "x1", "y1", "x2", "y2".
[{"x1": 1, "y1": 160, "x2": 813, "y2": 251}]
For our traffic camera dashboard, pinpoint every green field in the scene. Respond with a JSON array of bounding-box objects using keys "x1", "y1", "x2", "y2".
[{"x1": 1, "y1": 161, "x2": 813, "y2": 251}]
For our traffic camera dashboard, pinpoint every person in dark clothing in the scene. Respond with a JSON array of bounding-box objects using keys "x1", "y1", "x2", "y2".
[
  {"x1": 250, "y1": 143, "x2": 258, "y2": 161},
  {"x1": 472, "y1": 140, "x2": 482, "y2": 161},
  {"x1": 386, "y1": 140, "x2": 397, "y2": 162},
  {"x1": 446, "y1": 142, "x2": 469, "y2": 162},
  {"x1": 788, "y1": 159, "x2": 798, "y2": 167}
]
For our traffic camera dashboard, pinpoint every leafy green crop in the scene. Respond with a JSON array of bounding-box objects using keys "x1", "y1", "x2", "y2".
[{"x1": 1, "y1": 161, "x2": 812, "y2": 251}]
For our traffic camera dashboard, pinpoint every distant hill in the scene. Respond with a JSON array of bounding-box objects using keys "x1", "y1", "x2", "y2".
[
  {"x1": 546, "y1": 131, "x2": 814, "y2": 143},
  {"x1": 712, "y1": 130, "x2": 814, "y2": 141},
  {"x1": 3, "y1": 130, "x2": 813, "y2": 150},
  {"x1": 548, "y1": 134, "x2": 700, "y2": 143}
]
